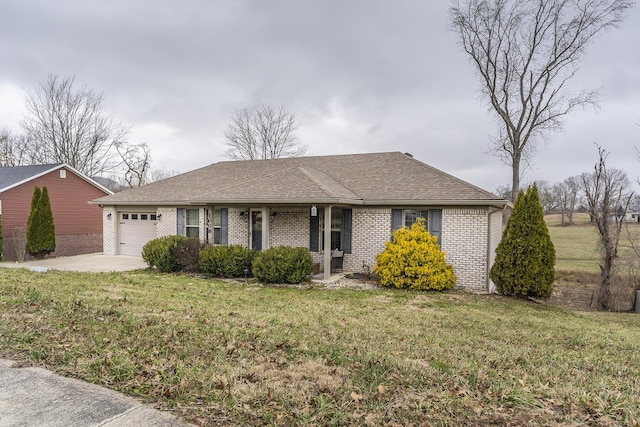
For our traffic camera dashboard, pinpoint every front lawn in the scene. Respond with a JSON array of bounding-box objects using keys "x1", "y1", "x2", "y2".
[{"x1": 1, "y1": 269, "x2": 639, "y2": 425}]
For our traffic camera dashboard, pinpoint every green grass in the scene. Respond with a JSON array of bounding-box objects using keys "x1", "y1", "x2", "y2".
[
  {"x1": 1, "y1": 269, "x2": 639, "y2": 425},
  {"x1": 546, "y1": 213, "x2": 640, "y2": 274}
]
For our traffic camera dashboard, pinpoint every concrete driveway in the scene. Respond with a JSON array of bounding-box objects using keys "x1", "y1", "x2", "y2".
[
  {"x1": 0, "y1": 253, "x2": 147, "y2": 273},
  {"x1": 0, "y1": 359, "x2": 193, "y2": 427}
]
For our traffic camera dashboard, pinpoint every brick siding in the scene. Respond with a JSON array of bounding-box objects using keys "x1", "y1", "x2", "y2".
[
  {"x1": 269, "y1": 208, "x2": 308, "y2": 248},
  {"x1": 102, "y1": 206, "x2": 117, "y2": 255},
  {"x1": 228, "y1": 207, "x2": 249, "y2": 246},
  {"x1": 441, "y1": 208, "x2": 489, "y2": 292}
]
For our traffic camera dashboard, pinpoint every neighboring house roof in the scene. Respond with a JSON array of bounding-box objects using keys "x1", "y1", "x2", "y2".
[
  {"x1": 0, "y1": 163, "x2": 114, "y2": 195},
  {"x1": 92, "y1": 152, "x2": 509, "y2": 207}
]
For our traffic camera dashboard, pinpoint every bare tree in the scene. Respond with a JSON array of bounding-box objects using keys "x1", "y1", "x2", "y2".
[
  {"x1": 581, "y1": 145, "x2": 632, "y2": 310},
  {"x1": 148, "y1": 168, "x2": 180, "y2": 183},
  {"x1": 0, "y1": 128, "x2": 27, "y2": 167},
  {"x1": 20, "y1": 74, "x2": 128, "y2": 176},
  {"x1": 564, "y1": 175, "x2": 583, "y2": 224},
  {"x1": 450, "y1": 0, "x2": 633, "y2": 201},
  {"x1": 550, "y1": 176, "x2": 582, "y2": 225},
  {"x1": 224, "y1": 105, "x2": 307, "y2": 160},
  {"x1": 536, "y1": 180, "x2": 557, "y2": 213},
  {"x1": 115, "y1": 142, "x2": 152, "y2": 188}
]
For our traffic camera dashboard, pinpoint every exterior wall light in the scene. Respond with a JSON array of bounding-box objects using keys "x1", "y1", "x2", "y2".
[
  {"x1": 107, "y1": 213, "x2": 112, "y2": 220},
  {"x1": 311, "y1": 205, "x2": 318, "y2": 217}
]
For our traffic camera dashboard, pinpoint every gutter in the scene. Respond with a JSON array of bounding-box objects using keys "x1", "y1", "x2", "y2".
[{"x1": 91, "y1": 198, "x2": 512, "y2": 208}]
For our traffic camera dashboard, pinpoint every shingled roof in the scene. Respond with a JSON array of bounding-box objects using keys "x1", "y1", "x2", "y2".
[{"x1": 93, "y1": 152, "x2": 508, "y2": 207}]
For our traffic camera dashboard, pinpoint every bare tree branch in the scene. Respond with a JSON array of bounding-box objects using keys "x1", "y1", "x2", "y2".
[
  {"x1": 224, "y1": 105, "x2": 307, "y2": 160},
  {"x1": 115, "y1": 142, "x2": 152, "y2": 188},
  {"x1": 0, "y1": 128, "x2": 27, "y2": 167},
  {"x1": 581, "y1": 144, "x2": 633, "y2": 310},
  {"x1": 450, "y1": 0, "x2": 633, "y2": 200},
  {"x1": 19, "y1": 74, "x2": 128, "y2": 176}
]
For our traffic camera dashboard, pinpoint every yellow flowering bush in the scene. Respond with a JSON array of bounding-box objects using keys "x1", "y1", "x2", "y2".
[{"x1": 373, "y1": 218, "x2": 456, "y2": 290}]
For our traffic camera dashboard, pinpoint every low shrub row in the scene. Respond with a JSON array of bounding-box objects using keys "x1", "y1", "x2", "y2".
[{"x1": 141, "y1": 237, "x2": 313, "y2": 284}]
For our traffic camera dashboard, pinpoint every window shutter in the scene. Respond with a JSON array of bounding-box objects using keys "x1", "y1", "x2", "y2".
[
  {"x1": 309, "y1": 209, "x2": 320, "y2": 252},
  {"x1": 341, "y1": 209, "x2": 352, "y2": 254},
  {"x1": 391, "y1": 209, "x2": 403, "y2": 232},
  {"x1": 176, "y1": 208, "x2": 185, "y2": 235},
  {"x1": 220, "y1": 208, "x2": 228, "y2": 245},
  {"x1": 429, "y1": 209, "x2": 442, "y2": 246}
]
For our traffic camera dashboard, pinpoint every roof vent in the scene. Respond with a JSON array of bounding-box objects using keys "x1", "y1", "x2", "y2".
[{"x1": 404, "y1": 152, "x2": 413, "y2": 158}]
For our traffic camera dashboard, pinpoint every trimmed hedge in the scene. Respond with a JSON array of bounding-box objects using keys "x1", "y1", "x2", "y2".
[
  {"x1": 252, "y1": 246, "x2": 313, "y2": 284},
  {"x1": 142, "y1": 235, "x2": 191, "y2": 272},
  {"x1": 199, "y1": 244, "x2": 255, "y2": 278}
]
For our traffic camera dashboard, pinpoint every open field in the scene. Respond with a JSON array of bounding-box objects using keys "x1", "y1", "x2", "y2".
[
  {"x1": 1, "y1": 268, "x2": 640, "y2": 425},
  {"x1": 546, "y1": 213, "x2": 640, "y2": 273}
]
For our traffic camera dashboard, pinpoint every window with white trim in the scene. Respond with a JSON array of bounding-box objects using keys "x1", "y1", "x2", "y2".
[{"x1": 185, "y1": 209, "x2": 199, "y2": 238}]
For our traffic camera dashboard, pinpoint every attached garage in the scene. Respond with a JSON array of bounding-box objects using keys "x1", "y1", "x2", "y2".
[{"x1": 118, "y1": 212, "x2": 157, "y2": 256}]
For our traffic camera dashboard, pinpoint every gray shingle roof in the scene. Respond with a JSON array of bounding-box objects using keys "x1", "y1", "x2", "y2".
[
  {"x1": 93, "y1": 152, "x2": 508, "y2": 207},
  {"x1": 0, "y1": 164, "x2": 63, "y2": 192}
]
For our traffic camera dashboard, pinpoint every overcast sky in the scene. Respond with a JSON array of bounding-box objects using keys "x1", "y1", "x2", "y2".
[{"x1": 0, "y1": 1, "x2": 638, "y2": 193}]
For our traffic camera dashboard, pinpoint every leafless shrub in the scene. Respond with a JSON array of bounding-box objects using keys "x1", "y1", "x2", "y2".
[{"x1": 10, "y1": 226, "x2": 27, "y2": 262}]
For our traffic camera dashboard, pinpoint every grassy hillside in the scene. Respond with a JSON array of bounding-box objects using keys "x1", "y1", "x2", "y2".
[{"x1": 1, "y1": 268, "x2": 639, "y2": 425}]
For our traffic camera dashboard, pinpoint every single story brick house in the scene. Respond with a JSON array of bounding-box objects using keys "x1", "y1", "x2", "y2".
[
  {"x1": 0, "y1": 163, "x2": 112, "y2": 261},
  {"x1": 92, "y1": 152, "x2": 509, "y2": 292}
]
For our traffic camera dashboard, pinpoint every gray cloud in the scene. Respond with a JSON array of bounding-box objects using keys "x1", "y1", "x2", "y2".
[{"x1": 0, "y1": 0, "x2": 638, "y2": 192}]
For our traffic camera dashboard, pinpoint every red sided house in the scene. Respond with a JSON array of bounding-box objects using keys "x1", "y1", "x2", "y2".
[{"x1": 0, "y1": 164, "x2": 112, "y2": 261}]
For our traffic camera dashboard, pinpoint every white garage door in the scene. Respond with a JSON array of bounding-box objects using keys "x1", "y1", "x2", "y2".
[{"x1": 118, "y1": 212, "x2": 157, "y2": 256}]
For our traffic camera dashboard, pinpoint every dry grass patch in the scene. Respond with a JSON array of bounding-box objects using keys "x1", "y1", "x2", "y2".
[{"x1": 1, "y1": 269, "x2": 640, "y2": 425}]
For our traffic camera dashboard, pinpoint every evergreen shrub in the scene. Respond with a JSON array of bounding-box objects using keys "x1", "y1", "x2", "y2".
[
  {"x1": 373, "y1": 218, "x2": 456, "y2": 290},
  {"x1": 199, "y1": 244, "x2": 255, "y2": 278},
  {"x1": 490, "y1": 184, "x2": 556, "y2": 299},
  {"x1": 142, "y1": 235, "x2": 190, "y2": 272},
  {"x1": 26, "y1": 186, "x2": 56, "y2": 258},
  {"x1": 252, "y1": 246, "x2": 313, "y2": 284}
]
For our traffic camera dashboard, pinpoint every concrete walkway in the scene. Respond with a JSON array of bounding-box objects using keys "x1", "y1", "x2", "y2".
[
  {"x1": 0, "y1": 359, "x2": 193, "y2": 427},
  {"x1": 0, "y1": 253, "x2": 147, "y2": 273}
]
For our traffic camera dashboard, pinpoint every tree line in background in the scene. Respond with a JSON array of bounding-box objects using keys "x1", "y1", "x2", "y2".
[
  {"x1": 495, "y1": 166, "x2": 635, "y2": 227},
  {"x1": 0, "y1": 75, "x2": 178, "y2": 192}
]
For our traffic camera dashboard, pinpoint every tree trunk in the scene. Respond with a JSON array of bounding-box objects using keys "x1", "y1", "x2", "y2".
[
  {"x1": 511, "y1": 154, "x2": 521, "y2": 202},
  {"x1": 598, "y1": 255, "x2": 614, "y2": 310}
]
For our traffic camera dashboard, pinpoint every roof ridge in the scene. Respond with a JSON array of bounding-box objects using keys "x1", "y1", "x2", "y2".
[{"x1": 297, "y1": 166, "x2": 361, "y2": 199}]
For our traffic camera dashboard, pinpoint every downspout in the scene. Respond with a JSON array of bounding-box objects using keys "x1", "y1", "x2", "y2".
[{"x1": 486, "y1": 208, "x2": 499, "y2": 293}]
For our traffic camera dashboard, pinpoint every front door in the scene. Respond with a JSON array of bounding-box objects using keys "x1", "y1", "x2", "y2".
[{"x1": 251, "y1": 209, "x2": 262, "y2": 250}]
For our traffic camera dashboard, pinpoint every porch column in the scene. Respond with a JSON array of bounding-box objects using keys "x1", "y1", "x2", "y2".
[
  {"x1": 323, "y1": 205, "x2": 332, "y2": 280},
  {"x1": 263, "y1": 206, "x2": 270, "y2": 250}
]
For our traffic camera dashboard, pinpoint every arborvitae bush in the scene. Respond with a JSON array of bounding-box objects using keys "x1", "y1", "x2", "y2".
[
  {"x1": 199, "y1": 244, "x2": 255, "y2": 278},
  {"x1": 142, "y1": 235, "x2": 190, "y2": 272},
  {"x1": 252, "y1": 246, "x2": 313, "y2": 284},
  {"x1": 26, "y1": 186, "x2": 55, "y2": 258},
  {"x1": 373, "y1": 218, "x2": 456, "y2": 290},
  {"x1": 490, "y1": 184, "x2": 556, "y2": 299}
]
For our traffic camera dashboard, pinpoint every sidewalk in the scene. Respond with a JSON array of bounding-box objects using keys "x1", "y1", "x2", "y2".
[{"x1": 0, "y1": 359, "x2": 193, "y2": 427}]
